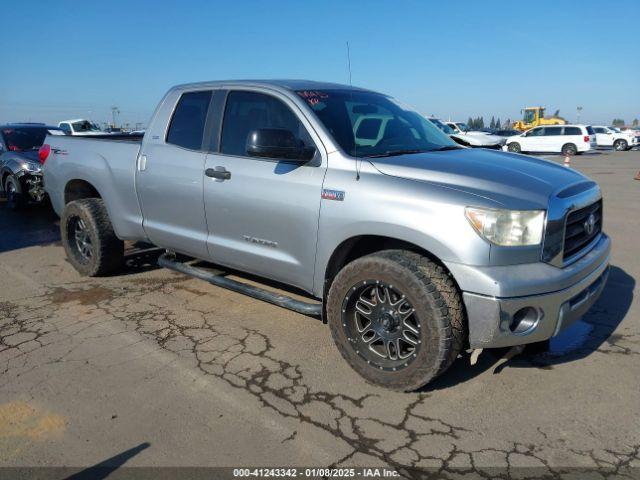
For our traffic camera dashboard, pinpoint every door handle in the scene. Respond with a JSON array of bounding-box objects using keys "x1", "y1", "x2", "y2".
[
  {"x1": 205, "y1": 167, "x2": 231, "y2": 180},
  {"x1": 137, "y1": 154, "x2": 147, "y2": 171}
]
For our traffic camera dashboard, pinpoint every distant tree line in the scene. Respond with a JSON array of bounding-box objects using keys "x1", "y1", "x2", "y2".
[
  {"x1": 613, "y1": 118, "x2": 639, "y2": 127},
  {"x1": 466, "y1": 116, "x2": 512, "y2": 130},
  {"x1": 464, "y1": 115, "x2": 638, "y2": 130}
]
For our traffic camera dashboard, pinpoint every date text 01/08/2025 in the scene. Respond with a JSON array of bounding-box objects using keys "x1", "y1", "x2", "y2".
[{"x1": 232, "y1": 467, "x2": 400, "y2": 477}]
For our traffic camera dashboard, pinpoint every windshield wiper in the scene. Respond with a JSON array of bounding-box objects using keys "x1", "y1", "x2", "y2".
[
  {"x1": 433, "y1": 145, "x2": 462, "y2": 151},
  {"x1": 364, "y1": 149, "x2": 429, "y2": 158}
]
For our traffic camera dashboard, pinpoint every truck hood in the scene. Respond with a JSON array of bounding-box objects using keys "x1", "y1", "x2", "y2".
[
  {"x1": 369, "y1": 148, "x2": 589, "y2": 209},
  {"x1": 450, "y1": 133, "x2": 503, "y2": 146},
  {"x1": 15, "y1": 150, "x2": 40, "y2": 162},
  {"x1": 464, "y1": 131, "x2": 495, "y2": 137}
]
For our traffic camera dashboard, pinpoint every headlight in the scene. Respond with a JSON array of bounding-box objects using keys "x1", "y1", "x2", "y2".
[
  {"x1": 21, "y1": 162, "x2": 41, "y2": 172},
  {"x1": 465, "y1": 207, "x2": 545, "y2": 246}
]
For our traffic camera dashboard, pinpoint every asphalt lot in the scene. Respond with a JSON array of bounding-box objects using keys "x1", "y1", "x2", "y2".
[{"x1": 0, "y1": 149, "x2": 639, "y2": 478}]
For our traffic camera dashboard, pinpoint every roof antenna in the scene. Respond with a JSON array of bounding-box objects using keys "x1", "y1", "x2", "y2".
[{"x1": 347, "y1": 41, "x2": 361, "y2": 181}]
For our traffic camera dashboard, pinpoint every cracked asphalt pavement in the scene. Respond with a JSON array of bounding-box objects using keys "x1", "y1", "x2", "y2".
[{"x1": 0, "y1": 150, "x2": 639, "y2": 478}]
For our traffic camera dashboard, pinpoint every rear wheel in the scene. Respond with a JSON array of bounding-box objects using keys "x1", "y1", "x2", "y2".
[
  {"x1": 613, "y1": 139, "x2": 628, "y2": 151},
  {"x1": 4, "y1": 175, "x2": 24, "y2": 210},
  {"x1": 561, "y1": 143, "x2": 577, "y2": 156},
  {"x1": 507, "y1": 142, "x2": 521, "y2": 153},
  {"x1": 327, "y1": 250, "x2": 465, "y2": 391},
  {"x1": 61, "y1": 198, "x2": 124, "y2": 276}
]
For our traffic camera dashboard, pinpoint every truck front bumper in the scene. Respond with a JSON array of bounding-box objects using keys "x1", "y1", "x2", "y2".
[{"x1": 446, "y1": 234, "x2": 611, "y2": 348}]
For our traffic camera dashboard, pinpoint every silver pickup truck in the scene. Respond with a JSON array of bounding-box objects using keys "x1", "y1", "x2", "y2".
[{"x1": 42, "y1": 80, "x2": 610, "y2": 391}]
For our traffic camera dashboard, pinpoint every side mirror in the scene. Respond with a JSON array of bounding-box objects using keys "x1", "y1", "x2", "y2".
[{"x1": 246, "y1": 128, "x2": 315, "y2": 161}]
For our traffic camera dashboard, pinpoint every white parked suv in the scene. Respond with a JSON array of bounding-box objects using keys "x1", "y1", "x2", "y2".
[
  {"x1": 505, "y1": 125, "x2": 596, "y2": 156},
  {"x1": 592, "y1": 126, "x2": 638, "y2": 151}
]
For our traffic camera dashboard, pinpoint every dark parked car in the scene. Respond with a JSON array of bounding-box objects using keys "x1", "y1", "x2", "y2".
[
  {"x1": 0, "y1": 124, "x2": 63, "y2": 209},
  {"x1": 493, "y1": 129, "x2": 521, "y2": 138}
]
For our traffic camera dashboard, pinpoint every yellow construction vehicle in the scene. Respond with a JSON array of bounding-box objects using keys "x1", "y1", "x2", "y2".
[{"x1": 512, "y1": 107, "x2": 566, "y2": 131}]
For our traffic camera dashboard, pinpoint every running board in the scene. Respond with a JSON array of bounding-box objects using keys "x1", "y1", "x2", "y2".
[{"x1": 158, "y1": 253, "x2": 322, "y2": 317}]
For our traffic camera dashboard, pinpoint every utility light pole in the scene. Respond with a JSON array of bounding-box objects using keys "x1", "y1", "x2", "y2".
[
  {"x1": 577, "y1": 106, "x2": 583, "y2": 124},
  {"x1": 111, "y1": 106, "x2": 120, "y2": 128}
]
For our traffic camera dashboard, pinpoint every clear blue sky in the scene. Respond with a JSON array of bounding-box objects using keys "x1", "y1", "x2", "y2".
[{"x1": 1, "y1": 0, "x2": 638, "y2": 127}]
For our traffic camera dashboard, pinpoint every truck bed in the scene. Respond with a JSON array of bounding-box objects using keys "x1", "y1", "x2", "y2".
[{"x1": 43, "y1": 133, "x2": 146, "y2": 242}]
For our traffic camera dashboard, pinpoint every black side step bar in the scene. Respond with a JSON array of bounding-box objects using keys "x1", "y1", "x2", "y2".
[{"x1": 158, "y1": 253, "x2": 322, "y2": 317}]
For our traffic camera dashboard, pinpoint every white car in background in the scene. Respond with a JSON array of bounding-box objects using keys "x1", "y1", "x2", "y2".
[
  {"x1": 58, "y1": 119, "x2": 105, "y2": 136},
  {"x1": 428, "y1": 118, "x2": 504, "y2": 149},
  {"x1": 592, "y1": 126, "x2": 637, "y2": 151},
  {"x1": 505, "y1": 125, "x2": 596, "y2": 156},
  {"x1": 445, "y1": 121, "x2": 505, "y2": 149}
]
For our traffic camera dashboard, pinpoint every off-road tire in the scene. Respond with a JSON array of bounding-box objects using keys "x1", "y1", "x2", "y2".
[
  {"x1": 61, "y1": 198, "x2": 124, "y2": 276},
  {"x1": 561, "y1": 143, "x2": 577, "y2": 156},
  {"x1": 327, "y1": 250, "x2": 466, "y2": 391},
  {"x1": 613, "y1": 139, "x2": 628, "y2": 151},
  {"x1": 4, "y1": 175, "x2": 24, "y2": 210},
  {"x1": 507, "y1": 142, "x2": 521, "y2": 153}
]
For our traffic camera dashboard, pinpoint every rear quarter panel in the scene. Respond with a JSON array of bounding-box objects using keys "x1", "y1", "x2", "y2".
[{"x1": 44, "y1": 136, "x2": 147, "y2": 241}]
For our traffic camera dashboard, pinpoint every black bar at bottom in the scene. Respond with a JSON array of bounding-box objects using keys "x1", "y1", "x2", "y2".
[{"x1": 158, "y1": 253, "x2": 322, "y2": 317}]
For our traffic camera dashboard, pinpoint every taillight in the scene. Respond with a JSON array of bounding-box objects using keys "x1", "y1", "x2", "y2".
[
  {"x1": 38, "y1": 144, "x2": 51, "y2": 164},
  {"x1": 583, "y1": 136, "x2": 590, "y2": 143}
]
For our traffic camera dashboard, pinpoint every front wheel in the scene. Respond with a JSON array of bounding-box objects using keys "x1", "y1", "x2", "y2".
[
  {"x1": 327, "y1": 250, "x2": 465, "y2": 391},
  {"x1": 61, "y1": 198, "x2": 124, "y2": 276},
  {"x1": 613, "y1": 139, "x2": 628, "y2": 151},
  {"x1": 507, "y1": 142, "x2": 521, "y2": 153},
  {"x1": 4, "y1": 175, "x2": 24, "y2": 210}
]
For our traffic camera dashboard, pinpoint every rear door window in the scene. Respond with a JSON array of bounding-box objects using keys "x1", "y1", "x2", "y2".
[
  {"x1": 586, "y1": 126, "x2": 595, "y2": 135},
  {"x1": 564, "y1": 127, "x2": 581, "y2": 136},
  {"x1": 166, "y1": 91, "x2": 212, "y2": 150},
  {"x1": 543, "y1": 127, "x2": 563, "y2": 136}
]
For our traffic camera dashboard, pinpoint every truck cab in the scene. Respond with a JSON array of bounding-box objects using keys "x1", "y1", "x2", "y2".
[{"x1": 58, "y1": 119, "x2": 104, "y2": 136}]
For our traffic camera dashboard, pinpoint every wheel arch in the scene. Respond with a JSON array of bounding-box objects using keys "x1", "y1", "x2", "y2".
[
  {"x1": 1, "y1": 161, "x2": 23, "y2": 189},
  {"x1": 1, "y1": 168, "x2": 11, "y2": 190},
  {"x1": 64, "y1": 178, "x2": 103, "y2": 204},
  {"x1": 321, "y1": 234, "x2": 464, "y2": 320}
]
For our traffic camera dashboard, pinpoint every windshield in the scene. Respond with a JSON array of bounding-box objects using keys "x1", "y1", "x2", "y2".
[
  {"x1": 523, "y1": 110, "x2": 535, "y2": 123},
  {"x1": 72, "y1": 120, "x2": 101, "y2": 132},
  {"x1": 1, "y1": 127, "x2": 58, "y2": 151},
  {"x1": 296, "y1": 90, "x2": 458, "y2": 157},
  {"x1": 456, "y1": 123, "x2": 470, "y2": 132}
]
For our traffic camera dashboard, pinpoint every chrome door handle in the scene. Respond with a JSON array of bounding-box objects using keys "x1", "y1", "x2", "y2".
[
  {"x1": 137, "y1": 154, "x2": 147, "y2": 171},
  {"x1": 205, "y1": 167, "x2": 231, "y2": 180}
]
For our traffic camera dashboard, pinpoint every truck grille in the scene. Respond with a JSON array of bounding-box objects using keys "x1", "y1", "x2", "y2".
[{"x1": 563, "y1": 200, "x2": 602, "y2": 260}]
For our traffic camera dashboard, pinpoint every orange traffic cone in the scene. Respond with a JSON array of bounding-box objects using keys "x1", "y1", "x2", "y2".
[{"x1": 563, "y1": 155, "x2": 571, "y2": 168}]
